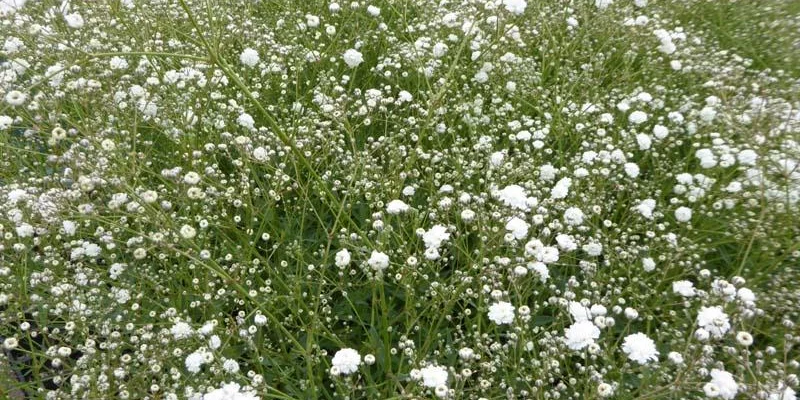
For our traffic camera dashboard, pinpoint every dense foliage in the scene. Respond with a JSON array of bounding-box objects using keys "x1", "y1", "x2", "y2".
[{"x1": 1, "y1": 0, "x2": 799, "y2": 399}]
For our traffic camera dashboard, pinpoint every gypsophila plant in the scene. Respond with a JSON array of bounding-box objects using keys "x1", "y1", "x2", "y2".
[{"x1": 0, "y1": 0, "x2": 799, "y2": 399}]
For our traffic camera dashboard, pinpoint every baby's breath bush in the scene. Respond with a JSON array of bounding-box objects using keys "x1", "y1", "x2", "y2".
[{"x1": 1, "y1": 0, "x2": 799, "y2": 399}]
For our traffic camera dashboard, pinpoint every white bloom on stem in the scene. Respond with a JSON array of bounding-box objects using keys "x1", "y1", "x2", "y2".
[
  {"x1": 621, "y1": 333, "x2": 659, "y2": 364},
  {"x1": 487, "y1": 301, "x2": 515, "y2": 325},
  {"x1": 343, "y1": 49, "x2": 364, "y2": 68},
  {"x1": 564, "y1": 320, "x2": 600, "y2": 350},
  {"x1": 331, "y1": 348, "x2": 361, "y2": 375}
]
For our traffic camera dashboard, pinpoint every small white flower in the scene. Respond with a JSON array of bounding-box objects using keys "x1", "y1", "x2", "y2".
[
  {"x1": 708, "y1": 369, "x2": 739, "y2": 399},
  {"x1": 696, "y1": 306, "x2": 731, "y2": 338},
  {"x1": 595, "y1": 0, "x2": 613, "y2": 9},
  {"x1": 240, "y1": 48, "x2": 260, "y2": 67},
  {"x1": 367, "y1": 251, "x2": 390, "y2": 271},
  {"x1": 502, "y1": 0, "x2": 527, "y2": 15},
  {"x1": 422, "y1": 224, "x2": 450, "y2": 250},
  {"x1": 641, "y1": 257, "x2": 656, "y2": 272},
  {"x1": 563, "y1": 207, "x2": 585, "y2": 226},
  {"x1": 487, "y1": 301, "x2": 515, "y2": 325},
  {"x1": 736, "y1": 331, "x2": 753, "y2": 346},
  {"x1": 419, "y1": 365, "x2": 448, "y2": 388},
  {"x1": 668, "y1": 351, "x2": 684, "y2": 365},
  {"x1": 343, "y1": 49, "x2": 364, "y2": 68},
  {"x1": 64, "y1": 13, "x2": 84, "y2": 28},
  {"x1": 237, "y1": 112, "x2": 255, "y2": 129},
  {"x1": 674, "y1": 206, "x2": 692, "y2": 222},
  {"x1": 628, "y1": 111, "x2": 648, "y2": 125},
  {"x1": 386, "y1": 199, "x2": 410, "y2": 214},
  {"x1": 564, "y1": 320, "x2": 600, "y2": 350},
  {"x1": 621, "y1": 332, "x2": 659, "y2": 364},
  {"x1": 505, "y1": 217, "x2": 529, "y2": 239},
  {"x1": 179, "y1": 224, "x2": 197, "y2": 239},
  {"x1": 5, "y1": 90, "x2": 26, "y2": 106},
  {"x1": 331, "y1": 348, "x2": 361, "y2": 375},
  {"x1": 335, "y1": 249, "x2": 351, "y2": 267},
  {"x1": 222, "y1": 359, "x2": 240, "y2": 374},
  {"x1": 672, "y1": 280, "x2": 696, "y2": 297}
]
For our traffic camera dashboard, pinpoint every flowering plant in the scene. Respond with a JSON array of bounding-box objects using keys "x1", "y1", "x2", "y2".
[{"x1": 0, "y1": 0, "x2": 798, "y2": 399}]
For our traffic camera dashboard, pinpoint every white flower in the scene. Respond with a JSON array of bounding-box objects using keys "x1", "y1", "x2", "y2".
[
  {"x1": 595, "y1": 0, "x2": 613, "y2": 9},
  {"x1": 621, "y1": 333, "x2": 659, "y2": 364},
  {"x1": 222, "y1": 359, "x2": 240, "y2": 374},
  {"x1": 672, "y1": 280, "x2": 696, "y2": 297},
  {"x1": 737, "y1": 149, "x2": 758, "y2": 166},
  {"x1": 419, "y1": 365, "x2": 448, "y2": 388},
  {"x1": 461, "y1": 209, "x2": 476, "y2": 222},
  {"x1": 502, "y1": 0, "x2": 527, "y2": 15},
  {"x1": 550, "y1": 178, "x2": 572, "y2": 199},
  {"x1": 367, "y1": 251, "x2": 389, "y2": 271},
  {"x1": 704, "y1": 383, "x2": 721, "y2": 398},
  {"x1": 335, "y1": 249, "x2": 351, "y2": 267},
  {"x1": 674, "y1": 206, "x2": 692, "y2": 222},
  {"x1": 170, "y1": 321, "x2": 193, "y2": 340},
  {"x1": 668, "y1": 351, "x2": 684, "y2": 365},
  {"x1": 254, "y1": 314, "x2": 267, "y2": 326},
  {"x1": 767, "y1": 386, "x2": 796, "y2": 400},
  {"x1": 203, "y1": 382, "x2": 260, "y2": 400},
  {"x1": 240, "y1": 48, "x2": 260, "y2": 67},
  {"x1": 736, "y1": 331, "x2": 753, "y2": 346},
  {"x1": 505, "y1": 217, "x2": 529, "y2": 239},
  {"x1": 179, "y1": 224, "x2": 197, "y2": 239},
  {"x1": 487, "y1": 301, "x2": 515, "y2": 325},
  {"x1": 252, "y1": 147, "x2": 268, "y2": 161},
  {"x1": 331, "y1": 348, "x2": 361, "y2": 375},
  {"x1": 432, "y1": 42, "x2": 448, "y2": 58},
  {"x1": 624, "y1": 162, "x2": 640, "y2": 178},
  {"x1": 64, "y1": 13, "x2": 84, "y2": 29},
  {"x1": 497, "y1": 184, "x2": 531, "y2": 211},
  {"x1": 0, "y1": 0, "x2": 27, "y2": 14},
  {"x1": 598, "y1": 382, "x2": 614, "y2": 397},
  {"x1": 653, "y1": 124, "x2": 669, "y2": 139},
  {"x1": 556, "y1": 234, "x2": 578, "y2": 251},
  {"x1": 563, "y1": 207, "x2": 584, "y2": 226},
  {"x1": 696, "y1": 306, "x2": 731, "y2": 338},
  {"x1": 306, "y1": 14, "x2": 320, "y2": 27},
  {"x1": 628, "y1": 111, "x2": 648, "y2": 125},
  {"x1": 699, "y1": 106, "x2": 717, "y2": 123},
  {"x1": 185, "y1": 349, "x2": 209, "y2": 373},
  {"x1": 5, "y1": 90, "x2": 26, "y2": 106},
  {"x1": 531, "y1": 262, "x2": 549, "y2": 282},
  {"x1": 737, "y1": 287, "x2": 756, "y2": 303},
  {"x1": 569, "y1": 301, "x2": 592, "y2": 322},
  {"x1": 0, "y1": 115, "x2": 13, "y2": 130},
  {"x1": 237, "y1": 112, "x2": 255, "y2": 129},
  {"x1": 642, "y1": 257, "x2": 656, "y2": 272},
  {"x1": 386, "y1": 199, "x2": 410, "y2": 214},
  {"x1": 636, "y1": 134, "x2": 652, "y2": 150},
  {"x1": 422, "y1": 224, "x2": 450, "y2": 250},
  {"x1": 343, "y1": 49, "x2": 364, "y2": 68},
  {"x1": 635, "y1": 199, "x2": 656, "y2": 219},
  {"x1": 109, "y1": 56, "x2": 128, "y2": 70},
  {"x1": 397, "y1": 90, "x2": 413, "y2": 103},
  {"x1": 708, "y1": 369, "x2": 739, "y2": 400},
  {"x1": 564, "y1": 320, "x2": 600, "y2": 350},
  {"x1": 366, "y1": 5, "x2": 380, "y2": 16},
  {"x1": 3, "y1": 337, "x2": 18, "y2": 350}
]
